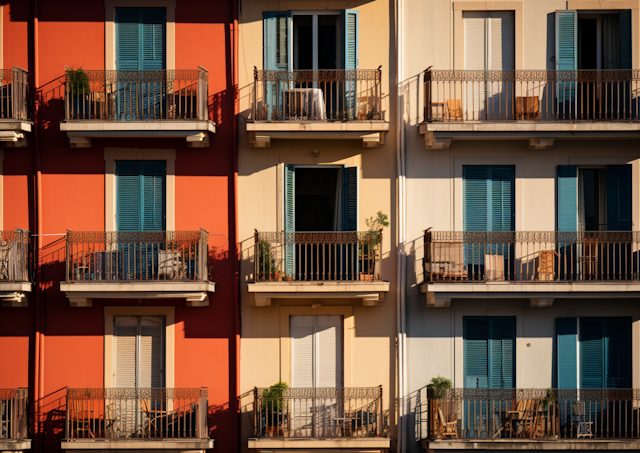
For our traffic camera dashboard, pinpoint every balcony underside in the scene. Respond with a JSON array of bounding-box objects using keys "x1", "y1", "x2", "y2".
[
  {"x1": 423, "y1": 439, "x2": 640, "y2": 450},
  {"x1": 0, "y1": 439, "x2": 32, "y2": 452},
  {"x1": 0, "y1": 121, "x2": 31, "y2": 148},
  {"x1": 62, "y1": 439, "x2": 214, "y2": 451},
  {"x1": 247, "y1": 121, "x2": 389, "y2": 148},
  {"x1": 249, "y1": 438, "x2": 391, "y2": 451},
  {"x1": 60, "y1": 281, "x2": 215, "y2": 308},
  {"x1": 248, "y1": 281, "x2": 390, "y2": 307},
  {"x1": 0, "y1": 282, "x2": 32, "y2": 308},
  {"x1": 60, "y1": 121, "x2": 215, "y2": 148},
  {"x1": 419, "y1": 122, "x2": 640, "y2": 150}
]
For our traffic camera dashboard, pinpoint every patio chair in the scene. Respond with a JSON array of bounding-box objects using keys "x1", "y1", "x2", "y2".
[
  {"x1": 438, "y1": 408, "x2": 458, "y2": 439},
  {"x1": 571, "y1": 402, "x2": 593, "y2": 438}
]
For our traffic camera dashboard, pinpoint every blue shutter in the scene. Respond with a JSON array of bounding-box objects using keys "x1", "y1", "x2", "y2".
[
  {"x1": 556, "y1": 11, "x2": 577, "y2": 102},
  {"x1": 342, "y1": 167, "x2": 358, "y2": 231},
  {"x1": 489, "y1": 166, "x2": 515, "y2": 232},
  {"x1": 619, "y1": 10, "x2": 632, "y2": 70},
  {"x1": 116, "y1": 8, "x2": 142, "y2": 71},
  {"x1": 464, "y1": 166, "x2": 489, "y2": 232},
  {"x1": 141, "y1": 161, "x2": 166, "y2": 232},
  {"x1": 557, "y1": 317, "x2": 578, "y2": 389},
  {"x1": 557, "y1": 166, "x2": 578, "y2": 232},
  {"x1": 463, "y1": 317, "x2": 489, "y2": 389},
  {"x1": 607, "y1": 165, "x2": 632, "y2": 231},
  {"x1": 580, "y1": 317, "x2": 605, "y2": 389},
  {"x1": 141, "y1": 8, "x2": 166, "y2": 71},
  {"x1": 284, "y1": 165, "x2": 295, "y2": 277},
  {"x1": 340, "y1": 10, "x2": 359, "y2": 71},
  {"x1": 264, "y1": 12, "x2": 291, "y2": 71},
  {"x1": 605, "y1": 317, "x2": 631, "y2": 389},
  {"x1": 489, "y1": 317, "x2": 515, "y2": 389},
  {"x1": 116, "y1": 161, "x2": 142, "y2": 231}
]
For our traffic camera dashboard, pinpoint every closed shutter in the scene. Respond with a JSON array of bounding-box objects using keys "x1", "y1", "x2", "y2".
[
  {"x1": 464, "y1": 317, "x2": 489, "y2": 388},
  {"x1": 284, "y1": 165, "x2": 295, "y2": 276},
  {"x1": 605, "y1": 317, "x2": 631, "y2": 388},
  {"x1": 342, "y1": 167, "x2": 358, "y2": 232},
  {"x1": 619, "y1": 10, "x2": 632, "y2": 70},
  {"x1": 116, "y1": 8, "x2": 165, "y2": 71},
  {"x1": 557, "y1": 318, "x2": 578, "y2": 389},
  {"x1": 141, "y1": 9, "x2": 166, "y2": 71},
  {"x1": 557, "y1": 165, "x2": 578, "y2": 232},
  {"x1": 116, "y1": 161, "x2": 166, "y2": 232},
  {"x1": 606, "y1": 165, "x2": 632, "y2": 231},
  {"x1": 463, "y1": 166, "x2": 489, "y2": 232},
  {"x1": 556, "y1": 11, "x2": 577, "y2": 101},
  {"x1": 141, "y1": 161, "x2": 166, "y2": 232},
  {"x1": 115, "y1": 316, "x2": 139, "y2": 388},
  {"x1": 116, "y1": 161, "x2": 142, "y2": 232},
  {"x1": 580, "y1": 317, "x2": 605, "y2": 389},
  {"x1": 116, "y1": 8, "x2": 142, "y2": 71},
  {"x1": 291, "y1": 316, "x2": 314, "y2": 388},
  {"x1": 316, "y1": 316, "x2": 342, "y2": 388},
  {"x1": 489, "y1": 317, "x2": 515, "y2": 389},
  {"x1": 139, "y1": 316, "x2": 164, "y2": 388},
  {"x1": 490, "y1": 166, "x2": 515, "y2": 232},
  {"x1": 464, "y1": 12, "x2": 487, "y2": 120}
]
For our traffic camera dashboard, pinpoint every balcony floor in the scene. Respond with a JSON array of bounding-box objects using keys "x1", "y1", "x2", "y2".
[
  {"x1": 247, "y1": 121, "x2": 389, "y2": 147},
  {"x1": 249, "y1": 437, "x2": 391, "y2": 450},
  {"x1": 423, "y1": 438, "x2": 640, "y2": 450},
  {"x1": 0, "y1": 439, "x2": 32, "y2": 452},
  {"x1": 248, "y1": 281, "x2": 390, "y2": 307},
  {"x1": 62, "y1": 438, "x2": 214, "y2": 451}
]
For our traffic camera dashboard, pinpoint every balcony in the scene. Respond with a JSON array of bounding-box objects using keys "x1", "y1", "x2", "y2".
[
  {"x1": 59, "y1": 230, "x2": 214, "y2": 307},
  {"x1": 422, "y1": 230, "x2": 640, "y2": 307},
  {"x1": 62, "y1": 388, "x2": 213, "y2": 452},
  {"x1": 249, "y1": 231, "x2": 389, "y2": 307},
  {"x1": 419, "y1": 68, "x2": 640, "y2": 149},
  {"x1": 0, "y1": 389, "x2": 29, "y2": 453},
  {"x1": 0, "y1": 229, "x2": 31, "y2": 307},
  {"x1": 249, "y1": 386, "x2": 390, "y2": 450},
  {"x1": 248, "y1": 68, "x2": 388, "y2": 147},
  {"x1": 423, "y1": 388, "x2": 640, "y2": 450},
  {"x1": 0, "y1": 67, "x2": 30, "y2": 148},
  {"x1": 60, "y1": 69, "x2": 214, "y2": 148}
]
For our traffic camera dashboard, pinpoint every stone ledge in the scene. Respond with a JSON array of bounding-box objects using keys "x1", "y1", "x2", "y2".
[
  {"x1": 61, "y1": 439, "x2": 214, "y2": 451},
  {"x1": 0, "y1": 282, "x2": 33, "y2": 293},
  {"x1": 421, "y1": 282, "x2": 640, "y2": 294},
  {"x1": 0, "y1": 439, "x2": 32, "y2": 452},
  {"x1": 422, "y1": 439, "x2": 640, "y2": 450},
  {"x1": 248, "y1": 437, "x2": 391, "y2": 449},
  {"x1": 247, "y1": 121, "x2": 389, "y2": 147},
  {"x1": 248, "y1": 281, "x2": 390, "y2": 307}
]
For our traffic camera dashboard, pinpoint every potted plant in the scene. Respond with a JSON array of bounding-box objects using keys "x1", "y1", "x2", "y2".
[
  {"x1": 427, "y1": 376, "x2": 453, "y2": 439},
  {"x1": 67, "y1": 67, "x2": 91, "y2": 119},
  {"x1": 360, "y1": 212, "x2": 389, "y2": 281},
  {"x1": 257, "y1": 239, "x2": 282, "y2": 281},
  {"x1": 261, "y1": 381, "x2": 288, "y2": 437}
]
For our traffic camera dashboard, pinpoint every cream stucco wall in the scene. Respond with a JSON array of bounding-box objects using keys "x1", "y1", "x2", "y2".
[{"x1": 238, "y1": 1, "x2": 397, "y2": 451}]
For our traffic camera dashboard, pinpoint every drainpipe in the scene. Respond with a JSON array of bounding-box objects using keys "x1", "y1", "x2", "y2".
[{"x1": 395, "y1": 0, "x2": 407, "y2": 451}]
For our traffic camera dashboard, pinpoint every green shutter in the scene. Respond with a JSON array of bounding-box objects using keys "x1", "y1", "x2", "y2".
[
  {"x1": 463, "y1": 166, "x2": 489, "y2": 232},
  {"x1": 340, "y1": 10, "x2": 359, "y2": 71},
  {"x1": 557, "y1": 318, "x2": 578, "y2": 389},
  {"x1": 464, "y1": 317, "x2": 489, "y2": 389},
  {"x1": 116, "y1": 8, "x2": 142, "y2": 71},
  {"x1": 556, "y1": 10, "x2": 577, "y2": 101},
  {"x1": 489, "y1": 317, "x2": 515, "y2": 389},
  {"x1": 284, "y1": 165, "x2": 295, "y2": 276},
  {"x1": 141, "y1": 8, "x2": 166, "y2": 71},
  {"x1": 490, "y1": 166, "x2": 515, "y2": 232},
  {"x1": 619, "y1": 10, "x2": 632, "y2": 70},
  {"x1": 605, "y1": 317, "x2": 631, "y2": 389},
  {"x1": 264, "y1": 12, "x2": 290, "y2": 71},
  {"x1": 141, "y1": 161, "x2": 166, "y2": 232},
  {"x1": 116, "y1": 161, "x2": 142, "y2": 231},
  {"x1": 607, "y1": 165, "x2": 632, "y2": 231},
  {"x1": 580, "y1": 317, "x2": 605, "y2": 389},
  {"x1": 342, "y1": 167, "x2": 358, "y2": 232},
  {"x1": 557, "y1": 166, "x2": 578, "y2": 232}
]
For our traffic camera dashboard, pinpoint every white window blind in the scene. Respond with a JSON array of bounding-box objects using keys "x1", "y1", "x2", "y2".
[{"x1": 114, "y1": 315, "x2": 165, "y2": 388}]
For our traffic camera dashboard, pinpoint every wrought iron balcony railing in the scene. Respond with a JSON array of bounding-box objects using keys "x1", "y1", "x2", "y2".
[
  {"x1": 423, "y1": 68, "x2": 640, "y2": 122},
  {"x1": 0, "y1": 229, "x2": 30, "y2": 283},
  {"x1": 65, "y1": 230, "x2": 209, "y2": 283},
  {"x1": 64, "y1": 69, "x2": 209, "y2": 121},
  {"x1": 0, "y1": 68, "x2": 29, "y2": 121},
  {"x1": 424, "y1": 388, "x2": 640, "y2": 441},
  {"x1": 0, "y1": 389, "x2": 28, "y2": 440},
  {"x1": 254, "y1": 387, "x2": 384, "y2": 439},
  {"x1": 254, "y1": 230, "x2": 382, "y2": 282},
  {"x1": 65, "y1": 388, "x2": 208, "y2": 440},
  {"x1": 253, "y1": 68, "x2": 382, "y2": 122},
  {"x1": 424, "y1": 230, "x2": 640, "y2": 283}
]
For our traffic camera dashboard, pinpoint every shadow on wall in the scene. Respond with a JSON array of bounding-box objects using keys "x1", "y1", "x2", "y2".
[{"x1": 36, "y1": 387, "x2": 67, "y2": 452}]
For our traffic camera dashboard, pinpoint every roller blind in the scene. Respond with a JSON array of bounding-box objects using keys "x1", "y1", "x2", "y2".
[
  {"x1": 115, "y1": 316, "x2": 139, "y2": 388},
  {"x1": 114, "y1": 315, "x2": 165, "y2": 389}
]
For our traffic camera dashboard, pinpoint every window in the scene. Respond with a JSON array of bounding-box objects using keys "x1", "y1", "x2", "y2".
[
  {"x1": 463, "y1": 166, "x2": 515, "y2": 233},
  {"x1": 116, "y1": 160, "x2": 166, "y2": 232},
  {"x1": 463, "y1": 317, "x2": 515, "y2": 389},
  {"x1": 116, "y1": 7, "x2": 166, "y2": 71},
  {"x1": 114, "y1": 315, "x2": 165, "y2": 388},
  {"x1": 557, "y1": 317, "x2": 631, "y2": 389}
]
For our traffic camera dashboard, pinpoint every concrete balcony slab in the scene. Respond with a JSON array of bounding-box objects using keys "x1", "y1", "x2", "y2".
[
  {"x1": 61, "y1": 438, "x2": 214, "y2": 452},
  {"x1": 249, "y1": 437, "x2": 391, "y2": 451},
  {"x1": 0, "y1": 439, "x2": 32, "y2": 452},
  {"x1": 423, "y1": 439, "x2": 640, "y2": 450},
  {"x1": 247, "y1": 121, "x2": 389, "y2": 147},
  {"x1": 248, "y1": 281, "x2": 390, "y2": 307}
]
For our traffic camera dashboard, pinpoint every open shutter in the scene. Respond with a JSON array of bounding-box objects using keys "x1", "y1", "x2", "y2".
[
  {"x1": 264, "y1": 12, "x2": 291, "y2": 71},
  {"x1": 116, "y1": 8, "x2": 142, "y2": 71},
  {"x1": 619, "y1": 10, "x2": 632, "y2": 70},
  {"x1": 557, "y1": 166, "x2": 578, "y2": 232},
  {"x1": 463, "y1": 317, "x2": 489, "y2": 388},
  {"x1": 139, "y1": 316, "x2": 164, "y2": 388},
  {"x1": 464, "y1": 166, "x2": 489, "y2": 232},
  {"x1": 290, "y1": 316, "x2": 314, "y2": 388},
  {"x1": 489, "y1": 166, "x2": 515, "y2": 232},
  {"x1": 116, "y1": 161, "x2": 142, "y2": 231},
  {"x1": 556, "y1": 11, "x2": 577, "y2": 102},
  {"x1": 316, "y1": 316, "x2": 342, "y2": 388},
  {"x1": 342, "y1": 167, "x2": 358, "y2": 231},
  {"x1": 607, "y1": 165, "x2": 632, "y2": 231},
  {"x1": 115, "y1": 316, "x2": 139, "y2": 388},
  {"x1": 489, "y1": 317, "x2": 515, "y2": 389},
  {"x1": 557, "y1": 318, "x2": 578, "y2": 389},
  {"x1": 340, "y1": 10, "x2": 359, "y2": 70},
  {"x1": 141, "y1": 161, "x2": 166, "y2": 232},
  {"x1": 580, "y1": 317, "x2": 605, "y2": 389},
  {"x1": 605, "y1": 317, "x2": 631, "y2": 388}
]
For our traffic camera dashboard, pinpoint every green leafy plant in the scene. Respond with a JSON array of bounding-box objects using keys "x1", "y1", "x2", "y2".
[
  {"x1": 261, "y1": 381, "x2": 288, "y2": 413},
  {"x1": 67, "y1": 67, "x2": 90, "y2": 95},
  {"x1": 543, "y1": 388, "x2": 555, "y2": 410},
  {"x1": 427, "y1": 376, "x2": 452, "y2": 400},
  {"x1": 257, "y1": 239, "x2": 280, "y2": 281}
]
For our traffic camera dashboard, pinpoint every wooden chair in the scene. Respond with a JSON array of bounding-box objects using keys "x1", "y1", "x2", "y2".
[
  {"x1": 425, "y1": 241, "x2": 467, "y2": 281},
  {"x1": 516, "y1": 96, "x2": 540, "y2": 120},
  {"x1": 69, "y1": 398, "x2": 96, "y2": 439},
  {"x1": 485, "y1": 254, "x2": 505, "y2": 281},
  {"x1": 141, "y1": 398, "x2": 170, "y2": 438},
  {"x1": 438, "y1": 408, "x2": 458, "y2": 439},
  {"x1": 537, "y1": 250, "x2": 558, "y2": 281},
  {"x1": 446, "y1": 99, "x2": 463, "y2": 121}
]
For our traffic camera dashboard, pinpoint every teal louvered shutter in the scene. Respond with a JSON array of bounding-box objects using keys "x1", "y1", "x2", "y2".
[
  {"x1": 141, "y1": 8, "x2": 166, "y2": 71},
  {"x1": 489, "y1": 317, "x2": 515, "y2": 389},
  {"x1": 340, "y1": 10, "x2": 359, "y2": 119},
  {"x1": 464, "y1": 317, "x2": 489, "y2": 389},
  {"x1": 557, "y1": 166, "x2": 578, "y2": 232},
  {"x1": 556, "y1": 10, "x2": 577, "y2": 102},
  {"x1": 284, "y1": 165, "x2": 295, "y2": 277},
  {"x1": 463, "y1": 166, "x2": 489, "y2": 232},
  {"x1": 342, "y1": 167, "x2": 358, "y2": 231},
  {"x1": 605, "y1": 317, "x2": 631, "y2": 388},
  {"x1": 557, "y1": 318, "x2": 578, "y2": 389},
  {"x1": 117, "y1": 161, "x2": 142, "y2": 231},
  {"x1": 607, "y1": 165, "x2": 632, "y2": 231},
  {"x1": 580, "y1": 317, "x2": 605, "y2": 389},
  {"x1": 116, "y1": 8, "x2": 142, "y2": 71},
  {"x1": 141, "y1": 161, "x2": 166, "y2": 232},
  {"x1": 619, "y1": 10, "x2": 632, "y2": 70},
  {"x1": 490, "y1": 166, "x2": 515, "y2": 232},
  {"x1": 264, "y1": 12, "x2": 291, "y2": 71}
]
